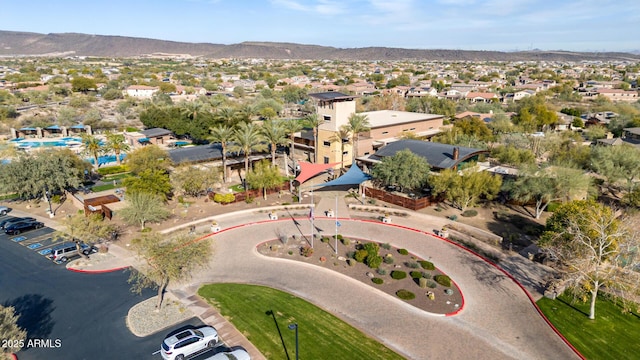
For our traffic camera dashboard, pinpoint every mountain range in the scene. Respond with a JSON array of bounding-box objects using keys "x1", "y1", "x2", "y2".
[{"x1": 1, "y1": 30, "x2": 639, "y2": 62}]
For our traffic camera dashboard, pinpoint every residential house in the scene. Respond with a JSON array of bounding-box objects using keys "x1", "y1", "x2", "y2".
[
  {"x1": 124, "y1": 128, "x2": 174, "y2": 148},
  {"x1": 124, "y1": 85, "x2": 159, "y2": 98},
  {"x1": 465, "y1": 92, "x2": 499, "y2": 103}
]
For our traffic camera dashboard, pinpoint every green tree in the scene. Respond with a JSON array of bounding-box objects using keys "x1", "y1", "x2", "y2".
[
  {"x1": 104, "y1": 132, "x2": 130, "y2": 166},
  {"x1": 125, "y1": 145, "x2": 172, "y2": 175},
  {"x1": 260, "y1": 119, "x2": 287, "y2": 165},
  {"x1": 283, "y1": 119, "x2": 303, "y2": 176},
  {"x1": 208, "y1": 124, "x2": 234, "y2": 183},
  {"x1": 0, "y1": 149, "x2": 88, "y2": 214},
  {"x1": 490, "y1": 145, "x2": 535, "y2": 166},
  {"x1": 246, "y1": 160, "x2": 283, "y2": 200},
  {"x1": 123, "y1": 169, "x2": 172, "y2": 200},
  {"x1": 505, "y1": 165, "x2": 590, "y2": 219},
  {"x1": 540, "y1": 201, "x2": 640, "y2": 320},
  {"x1": 129, "y1": 232, "x2": 212, "y2": 309},
  {"x1": 346, "y1": 113, "x2": 371, "y2": 162},
  {"x1": 53, "y1": 213, "x2": 116, "y2": 257},
  {"x1": 429, "y1": 165, "x2": 502, "y2": 210},
  {"x1": 119, "y1": 192, "x2": 170, "y2": 230},
  {"x1": 81, "y1": 133, "x2": 104, "y2": 170},
  {"x1": 71, "y1": 76, "x2": 97, "y2": 93},
  {"x1": 170, "y1": 165, "x2": 220, "y2": 198},
  {"x1": 232, "y1": 122, "x2": 266, "y2": 186},
  {"x1": 330, "y1": 126, "x2": 352, "y2": 171},
  {"x1": 590, "y1": 144, "x2": 640, "y2": 195},
  {"x1": 371, "y1": 149, "x2": 430, "y2": 193},
  {"x1": 215, "y1": 106, "x2": 238, "y2": 126},
  {"x1": 0, "y1": 305, "x2": 27, "y2": 356},
  {"x1": 303, "y1": 113, "x2": 323, "y2": 163}
]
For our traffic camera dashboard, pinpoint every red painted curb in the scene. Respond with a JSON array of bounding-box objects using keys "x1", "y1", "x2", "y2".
[
  {"x1": 67, "y1": 265, "x2": 130, "y2": 274},
  {"x1": 10, "y1": 353, "x2": 18, "y2": 360}
]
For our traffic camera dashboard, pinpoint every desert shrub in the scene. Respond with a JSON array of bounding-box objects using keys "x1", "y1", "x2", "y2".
[
  {"x1": 213, "y1": 193, "x2": 235, "y2": 204},
  {"x1": 419, "y1": 277, "x2": 428, "y2": 288},
  {"x1": 347, "y1": 258, "x2": 356, "y2": 266},
  {"x1": 300, "y1": 245, "x2": 314, "y2": 257},
  {"x1": 427, "y1": 281, "x2": 437, "y2": 288},
  {"x1": 321, "y1": 236, "x2": 330, "y2": 243},
  {"x1": 51, "y1": 194, "x2": 64, "y2": 204},
  {"x1": 434, "y1": 274, "x2": 451, "y2": 287},
  {"x1": 396, "y1": 289, "x2": 415, "y2": 300},
  {"x1": 287, "y1": 250, "x2": 293, "y2": 255},
  {"x1": 391, "y1": 271, "x2": 407, "y2": 280},
  {"x1": 336, "y1": 234, "x2": 344, "y2": 240},
  {"x1": 398, "y1": 248, "x2": 409, "y2": 255},
  {"x1": 419, "y1": 260, "x2": 435, "y2": 270},
  {"x1": 376, "y1": 268, "x2": 387, "y2": 275},
  {"x1": 410, "y1": 271, "x2": 422, "y2": 279},
  {"x1": 422, "y1": 272, "x2": 432, "y2": 279},
  {"x1": 341, "y1": 237, "x2": 350, "y2": 246},
  {"x1": 372, "y1": 277, "x2": 384, "y2": 285},
  {"x1": 383, "y1": 255, "x2": 394, "y2": 264},
  {"x1": 97, "y1": 165, "x2": 127, "y2": 175},
  {"x1": 381, "y1": 243, "x2": 391, "y2": 250},
  {"x1": 345, "y1": 251, "x2": 355, "y2": 259},
  {"x1": 405, "y1": 261, "x2": 420, "y2": 269},
  {"x1": 461, "y1": 209, "x2": 478, "y2": 217},
  {"x1": 354, "y1": 249, "x2": 368, "y2": 263},
  {"x1": 245, "y1": 195, "x2": 254, "y2": 204},
  {"x1": 449, "y1": 215, "x2": 458, "y2": 221},
  {"x1": 363, "y1": 242, "x2": 380, "y2": 257},
  {"x1": 366, "y1": 255, "x2": 382, "y2": 269}
]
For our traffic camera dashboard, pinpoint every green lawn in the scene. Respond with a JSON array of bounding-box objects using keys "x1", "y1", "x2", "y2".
[
  {"x1": 90, "y1": 183, "x2": 118, "y2": 192},
  {"x1": 198, "y1": 283, "x2": 403, "y2": 360},
  {"x1": 103, "y1": 173, "x2": 131, "y2": 181},
  {"x1": 537, "y1": 293, "x2": 640, "y2": 360},
  {"x1": 229, "y1": 184, "x2": 244, "y2": 193}
]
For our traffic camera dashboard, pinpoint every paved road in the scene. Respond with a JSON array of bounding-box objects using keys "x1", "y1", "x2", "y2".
[
  {"x1": 181, "y1": 217, "x2": 579, "y2": 360},
  {"x1": 0, "y1": 217, "x2": 204, "y2": 360}
]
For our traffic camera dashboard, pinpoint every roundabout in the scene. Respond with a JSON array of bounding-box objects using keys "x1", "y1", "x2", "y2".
[{"x1": 183, "y1": 211, "x2": 581, "y2": 360}]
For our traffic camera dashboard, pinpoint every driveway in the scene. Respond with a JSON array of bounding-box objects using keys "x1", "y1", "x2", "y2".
[
  {"x1": 183, "y1": 217, "x2": 579, "y2": 360},
  {"x1": 0, "y1": 223, "x2": 202, "y2": 360}
]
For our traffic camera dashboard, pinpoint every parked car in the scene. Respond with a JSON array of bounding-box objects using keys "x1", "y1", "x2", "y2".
[
  {"x1": 0, "y1": 206, "x2": 11, "y2": 216},
  {"x1": 204, "y1": 348, "x2": 250, "y2": 360},
  {"x1": 4, "y1": 220, "x2": 44, "y2": 235},
  {"x1": 161, "y1": 326, "x2": 219, "y2": 360},
  {"x1": 0, "y1": 217, "x2": 35, "y2": 230},
  {"x1": 48, "y1": 242, "x2": 96, "y2": 263}
]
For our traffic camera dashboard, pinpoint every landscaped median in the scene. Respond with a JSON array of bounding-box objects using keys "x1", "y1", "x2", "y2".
[{"x1": 198, "y1": 283, "x2": 403, "y2": 360}]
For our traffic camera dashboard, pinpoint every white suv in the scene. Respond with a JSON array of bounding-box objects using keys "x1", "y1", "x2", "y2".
[{"x1": 161, "y1": 326, "x2": 219, "y2": 360}]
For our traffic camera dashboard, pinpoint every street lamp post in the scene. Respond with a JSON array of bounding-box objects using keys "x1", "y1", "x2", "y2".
[{"x1": 288, "y1": 323, "x2": 298, "y2": 360}]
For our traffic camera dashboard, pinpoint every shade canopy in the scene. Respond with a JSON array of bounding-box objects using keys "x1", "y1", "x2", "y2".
[
  {"x1": 313, "y1": 164, "x2": 371, "y2": 187},
  {"x1": 19, "y1": 127, "x2": 37, "y2": 131},
  {"x1": 70, "y1": 124, "x2": 86, "y2": 129},
  {"x1": 294, "y1": 161, "x2": 340, "y2": 185}
]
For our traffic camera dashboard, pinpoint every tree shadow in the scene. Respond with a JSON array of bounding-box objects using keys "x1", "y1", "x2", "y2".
[
  {"x1": 265, "y1": 309, "x2": 290, "y2": 360},
  {"x1": 486, "y1": 210, "x2": 544, "y2": 251},
  {"x1": 557, "y1": 296, "x2": 589, "y2": 317},
  {"x1": 4, "y1": 294, "x2": 55, "y2": 340},
  {"x1": 465, "y1": 256, "x2": 510, "y2": 295}
]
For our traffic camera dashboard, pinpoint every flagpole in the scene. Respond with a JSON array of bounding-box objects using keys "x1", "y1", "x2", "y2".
[
  {"x1": 311, "y1": 189, "x2": 314, "y2": 248},
  {"x1": 335, "y1": 195, "x2": 338, "y2": 255}
]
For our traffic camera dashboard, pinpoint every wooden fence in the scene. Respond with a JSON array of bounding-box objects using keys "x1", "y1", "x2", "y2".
[{"x1": 364, "y1": 187, "x2": 436, "y2": 210}]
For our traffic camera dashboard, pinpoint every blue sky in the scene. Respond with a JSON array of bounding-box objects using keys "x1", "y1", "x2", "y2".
[{"x1": 2, "y1": 0, "x2": 639, "y2": 52}]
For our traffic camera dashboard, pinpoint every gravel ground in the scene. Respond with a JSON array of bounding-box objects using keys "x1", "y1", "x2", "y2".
[{"x1": 127, "y1": 295, "x2": 195, "y2": 337}]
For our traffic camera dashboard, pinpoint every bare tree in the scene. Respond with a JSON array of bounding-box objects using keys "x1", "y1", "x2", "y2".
[{"x1": 541, "y1": 201, "x2": 640, "y2": 320}]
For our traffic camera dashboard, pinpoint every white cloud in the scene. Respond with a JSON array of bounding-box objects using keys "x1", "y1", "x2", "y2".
[{"x1": 270, "y1": 0, "x2": 346, "y2": 15}]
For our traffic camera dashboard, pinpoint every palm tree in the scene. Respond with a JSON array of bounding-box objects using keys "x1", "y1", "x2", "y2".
[
  {"x1": 231, "y1": 122, "x2": 266, "y2": 188},
  {"x1": 260, "y1": 119, "x2": 287, "y2": 165},
  {"x1": 303, "y1": 113, "x2": 323, "y2": 163},
  {"x1": 180, "y1": 101, "x2": 207, "y2": 120},
  {"x1": 346, "y1": 113, "x2": 371, "y2": 162},
  {"x1": 216, "y1": 106, "x2": 237, "y2": 126},
  {"x1": 81, "y1": 134, "x2": 104, "y2": 170},
  {"x1": 236, "y1": 103, "x2": 257, "y2": 124},
  {"x1": 209, "y1": 124, "x2": 234, "y2": 183},
  {"x1": 105, "y1": 132, "x2": 129, "y2": 166},
  {"x1": 283, "y1": 120, "x2": 303, "y2": 176},
  {"x1": 330, "y1": 126, "x2": 352, "y2": 172}
]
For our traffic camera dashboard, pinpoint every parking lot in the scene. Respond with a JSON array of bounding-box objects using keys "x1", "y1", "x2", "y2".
[{"x1": 0, "y1": 215, "x2": 217, "y2": 359}]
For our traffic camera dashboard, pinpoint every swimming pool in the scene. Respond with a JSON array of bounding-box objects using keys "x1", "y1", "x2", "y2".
[{"x1": 13, "y1": 137, "x2": 82, "y2": 148}]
